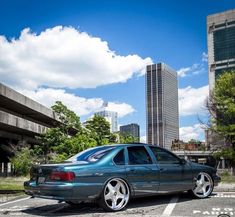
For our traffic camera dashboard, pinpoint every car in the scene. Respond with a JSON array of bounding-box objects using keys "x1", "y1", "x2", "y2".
[{"x1": 24, "y1": 143, "x2": 221, "y2": 212}]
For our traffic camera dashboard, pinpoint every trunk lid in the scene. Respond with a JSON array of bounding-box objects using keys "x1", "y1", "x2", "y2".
[{"x1": 30, "y1": 161, "x2": 88, "y2": 183}]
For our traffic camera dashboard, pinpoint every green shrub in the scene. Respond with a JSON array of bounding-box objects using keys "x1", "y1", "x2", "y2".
[{"x1": 10, "y1": 147, "x2": 35, "y2": 176}]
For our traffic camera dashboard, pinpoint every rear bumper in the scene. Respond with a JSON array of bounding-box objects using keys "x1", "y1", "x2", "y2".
[
  {"x1": 24, "y1": 180, "x2": 103, "y2": 202},
  {"x1": 24, "y1": 180, "x2": 74, "y2": 201}
]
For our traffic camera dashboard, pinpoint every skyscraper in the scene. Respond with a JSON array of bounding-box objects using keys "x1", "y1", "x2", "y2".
[
  {"x1": 207, "y1": 9, "x2": 235, "y2": 91},
  {"x1": 206, "y1": 10, "x2": 235, "y2": 148},
  {"x1": 120, "y1": 123, "x2": 140, "y2": 142},
  {"x1": 146, "y1": 63, "x2": 179, "y2": 149},
  {"x1": 95, "y1": 103, "x2": 118, "y2": 133}
]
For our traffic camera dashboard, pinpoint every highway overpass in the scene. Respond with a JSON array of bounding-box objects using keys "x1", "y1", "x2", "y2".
[{"x1": 0, "y1": 83, "x2": 60, "y2": 166}]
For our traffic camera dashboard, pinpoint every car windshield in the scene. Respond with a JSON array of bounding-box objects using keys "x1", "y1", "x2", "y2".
[{"x1": 66, "y1": 146, "x2": 115, "y2": 163}]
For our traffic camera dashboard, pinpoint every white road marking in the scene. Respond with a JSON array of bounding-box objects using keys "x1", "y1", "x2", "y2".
[
  {"x1": 0, "y1": 197, "x2": 31, "y2": 207},
  {"x1": 162, "y1": 196, "x2": 178, "y2": 216},
  {"x1": 212, "y1": 192, "x2": 235, "y2": 198}
]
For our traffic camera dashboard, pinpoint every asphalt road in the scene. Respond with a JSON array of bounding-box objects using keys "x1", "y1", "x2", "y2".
[{"x1": 0, "y1": 192, "x2": 234, "y2": 217}]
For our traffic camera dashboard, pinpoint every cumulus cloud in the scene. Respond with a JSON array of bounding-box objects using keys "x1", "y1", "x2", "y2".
[
  {"x1": 202, "y1": 52, "x2": 208, "y2": 62},
  {"x1": 0, "y1": 26, "x2": 152, "y2": 89},
  {"x1": 180, "y1": 124, "x2": 204, "y2": 142},
  {"x1": 179, "y1": 85, "x2": 208, "y2": 116},
  {"x1": 19, "y1": 88, "x2": 135, "y2": 118},
  {"x1": 140, "y1": 135, "x2": 146, "y2": 143},
  {"x1": 177, "y1": 63, "x2": 205, "y2": 77},
  {"x1": 177, "y1": 52, "x2": 207, "y2": 78},
  {"x1": 177, "y1": 67, "x2": 191, "y2": 77}
]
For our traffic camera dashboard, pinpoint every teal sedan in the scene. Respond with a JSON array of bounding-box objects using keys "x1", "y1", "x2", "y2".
[{"x1": 24, "y1": 144, "x2": 221, "y2": 211}]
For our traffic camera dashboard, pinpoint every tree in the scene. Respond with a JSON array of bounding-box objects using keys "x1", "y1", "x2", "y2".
[
  {"x1": 35, "y1": 103, "x2": 116, "y2": 163},
  {"x1": 52, "y1": 101, "x2": 81, "y2": 132},
  {"x1": 119, "y1": 133, "x2": 137, "y2": 144},
  {"x1": 85, "y1": 115, "x2": 114, "y2": 146},
  {"x1": 35, "y1": 101, "x2": 82, "y2": 163},
  {"x1": 206, "y1": 71, "x2": 235, "y2": 174},
  {"x1": 69, "y1": 128, "x2": 97, "y2": 154},
  {"x1": 207, "y1": 71, "x2": 235, "y2": 147}
]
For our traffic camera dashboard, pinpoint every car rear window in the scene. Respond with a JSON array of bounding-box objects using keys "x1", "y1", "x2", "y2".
[{"x1": 67, "y1": 146, "x2": 115, "y2": 163}]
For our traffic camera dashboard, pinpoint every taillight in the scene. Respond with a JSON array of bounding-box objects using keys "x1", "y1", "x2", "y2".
[{"x1": 50, "y1": 171, "x2": 75, "y2": 181}]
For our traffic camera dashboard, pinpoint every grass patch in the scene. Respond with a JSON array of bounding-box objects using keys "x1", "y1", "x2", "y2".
[
  {"x1": 0, "y1": 177, "x2": 28, "y2": 191},
  {"x1": 220, "y1": 171, "x2": 235, "y2": 183}
]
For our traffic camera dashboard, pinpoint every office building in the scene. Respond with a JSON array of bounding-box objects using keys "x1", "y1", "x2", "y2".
[
  {"x1": 206, "y1": 10, "x2": 235, "y2": 148},
  {"x1": 146, "y1": 63, "x2": 179, "y2": 149},
  {"x1": 207, "y1": 9, "x2": 235, "y2": 91},
  {"x1": 120, "y1": 123, "x2": 140, "y2": 142},
  {"x1": 95, "y1": 103, "x2": 118, "y2": 133}
]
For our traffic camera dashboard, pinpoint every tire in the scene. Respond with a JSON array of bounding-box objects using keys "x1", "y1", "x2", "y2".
[
  {"x1": 99, "y1": 178, "x2": 130, "y2": 212},
  {"x1": 189, "y1": 172, "x2": 214, "y2": 199}
]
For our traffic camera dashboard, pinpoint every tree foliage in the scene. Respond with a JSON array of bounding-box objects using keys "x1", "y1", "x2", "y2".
[
  {"x1": 119, "y1": 133, "x2": 138, "y2": 144},
  {"x1": 207, "y1": 71, "x2": 235, "y2": 147},
  {"x1": 52, "y1": 101, "x2": 81, "y2": 132},
  {"x1": 10, "y1": 147, "x2": 35, "y2": 176},
  {"x1": 207, "y1": 71, "x2": 235, "y2": 172},
  {"x1": 85, "y1": 114, "x2": 115, "y2": 146},
  {"x1": 32, "y1": 102, "x2": 115, "y2": 164}
]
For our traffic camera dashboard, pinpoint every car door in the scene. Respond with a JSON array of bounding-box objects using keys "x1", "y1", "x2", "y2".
[
  {"x1": 125, "y1": 146, "x2": 160, "y2": 196},
  {"x1": 149, "y1": 147, "x2": 192, "y2": 192}
]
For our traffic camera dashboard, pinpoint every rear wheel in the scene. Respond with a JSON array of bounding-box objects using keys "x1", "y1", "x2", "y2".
[
  {"x1": 190, "y1": 172, "x2": 213, "y2": 198},
  {"x1": 99, "y1": 178, "x2": 130, "y2": 212}
]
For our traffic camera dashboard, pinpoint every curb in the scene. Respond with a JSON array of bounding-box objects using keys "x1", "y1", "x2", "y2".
[{"x1": 0, "y1": 190, "x2": 24, "y2": 194}]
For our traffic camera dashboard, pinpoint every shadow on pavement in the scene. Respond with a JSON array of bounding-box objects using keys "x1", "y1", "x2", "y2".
[{"x1": 22, "y1": 193, "x2": 197, "y2": 216}]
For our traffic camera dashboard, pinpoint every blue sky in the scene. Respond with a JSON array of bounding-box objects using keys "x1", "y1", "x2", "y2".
[{"x1": 0, "y1": 0, "x2": 234, "y2": 142}]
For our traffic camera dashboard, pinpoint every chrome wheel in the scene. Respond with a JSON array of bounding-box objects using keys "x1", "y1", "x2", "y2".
[
  {"x1": 103, "y1": 178, "x2": 130, "y2": 211},
  {"x1": 193, "y1": 172, "x2": 213, "y2": 198}
]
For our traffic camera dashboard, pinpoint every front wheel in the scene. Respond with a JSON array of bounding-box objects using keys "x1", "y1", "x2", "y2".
[
  {"x1": 190, "y1": 172, "x2": 214, "y2": 198},
  {"x1": 99, "y1": 178, "x2": 130, "y2": 212}
]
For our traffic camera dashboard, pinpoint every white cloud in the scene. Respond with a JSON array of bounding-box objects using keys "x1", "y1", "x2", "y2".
[
  {"x1": 177, "y1": 63, "x2": 205, "y2": 78},
  {"x1": 0, "y1": 26, "x2": 152, "y2": 90},
  {"x1": 140, "y1": 135, "x2": 146, "y2": 143},
  {"x1": 180, "y1": 124, "x2": 204, "y2": 142},
  {"x1": 202, "y1": 52, "x2": 208, "y2": 62},
  {"x1": 179, "y1": 85, "x2": 208, "y2": 116},
  {"x1": 107, "y1": 102, "x2": 135, "y2": 118},
  {"x1": 19, "y1": 88, "x2": 134, "y2": 118},
  {"x1": 177, "y1": 52, "x2": 207, "y2": 78},
  {"x1": 177, "y1": 67, "x2": 191, "y2": 77}
]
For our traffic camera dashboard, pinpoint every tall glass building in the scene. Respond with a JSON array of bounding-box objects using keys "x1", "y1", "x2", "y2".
[
  {"x1": 146, "y1": 63, "x2": 179, "y2": 150},
  {"x1": 207, "y1": 9, "x2": 235, "y2": 91}
]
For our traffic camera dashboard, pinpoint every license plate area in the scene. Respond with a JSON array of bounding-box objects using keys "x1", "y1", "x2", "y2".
[{"x1": 37, "y1": 177, "x2": 46, "y2": 184}]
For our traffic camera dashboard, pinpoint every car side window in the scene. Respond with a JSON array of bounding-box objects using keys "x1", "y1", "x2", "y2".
[
  {"x1": 113, "y1": 149, "x2": 125, "y2": 165},
  {"x1": 128, "y1": 146, "x2": 152, "y2": 165},
  {"x1": 150, "y1": 147, "x2": 180, "y2": 164}
]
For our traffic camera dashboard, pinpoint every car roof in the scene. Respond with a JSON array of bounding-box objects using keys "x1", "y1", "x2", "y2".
[{"x1": 98, "y1": 143, "x2": 164, "y2": 149}]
